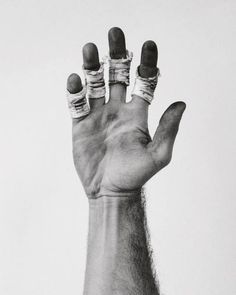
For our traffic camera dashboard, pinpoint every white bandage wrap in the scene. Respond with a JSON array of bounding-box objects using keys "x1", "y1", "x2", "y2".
[
  {"x1": 131, "y1": 68, "x2": 160, "y2": 104},
  {"x1": 66, "y1": 86, "x2": 90, "y2": 119},
  {"x1": 108, "y1": 50, "x2": 133, "y2": 86},
  {"x1": 83, "y1": 63, "x2": 106, "y2": 99}
]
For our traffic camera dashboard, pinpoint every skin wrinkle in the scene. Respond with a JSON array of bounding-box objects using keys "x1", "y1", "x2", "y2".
[{"x1": 73, "y1": 135, "x2": 107, "y2": 196}]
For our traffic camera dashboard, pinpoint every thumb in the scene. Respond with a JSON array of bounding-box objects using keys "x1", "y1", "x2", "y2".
[{"x1": 150, "y1": 101, "x2": 186, "y2": 167}]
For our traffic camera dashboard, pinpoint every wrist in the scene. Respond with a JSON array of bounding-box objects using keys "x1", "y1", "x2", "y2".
[
  {"x1": 84, "y1": 191, "x2": 158, "y2": 295},
  {"x1": 87, "y1": 187, "x2": 142, "y2": 199},
  {"x1": 84, "y1": 193, "x2": 146, "y2": 293},
  {"x1": 88, "y1": 194, "x2": 143, "y2": 233},
  {"x1": 85, "y1": 195, "x2": 143, "y2": 294}
]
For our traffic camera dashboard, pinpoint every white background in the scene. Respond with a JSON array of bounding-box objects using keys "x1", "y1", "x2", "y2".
[{"x1": 0, "y1": 0, "x2": 235, "y2": 294}]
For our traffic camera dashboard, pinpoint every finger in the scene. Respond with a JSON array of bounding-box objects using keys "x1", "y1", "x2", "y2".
[
  {"x1": 83, "y1": 43, "x2": 105, "y2": 109},
  {"x1": 149, "y1": 101, "x2": 186, "y2": 168},
  {"x1": 108, "y1": 27, "x2": 128, "y2": 103},
  {"x1": 109, "y1": 27, "x2": 126, "y2": 59},
  {"x1": 139, "y1": 40, "x2": 158, "y2": 78},
  {"x1": 67, "y1": 73, "x2": 83, "y2": 93},
  {"x1": 132, "y1": 40, "x2": 159, "y2": 110},
  {"x1": 66, "y1": 73, "x2": 90, "y2": 122}
]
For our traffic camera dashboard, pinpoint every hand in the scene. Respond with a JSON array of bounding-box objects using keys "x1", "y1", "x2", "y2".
[{"x1": 67, "y1": 27, "x2": 186, "y2": 198}]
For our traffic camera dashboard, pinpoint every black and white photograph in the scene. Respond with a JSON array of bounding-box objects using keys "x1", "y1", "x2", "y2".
[{"x1": 0, "y1": 0, "x2": 235, "y2": 294}]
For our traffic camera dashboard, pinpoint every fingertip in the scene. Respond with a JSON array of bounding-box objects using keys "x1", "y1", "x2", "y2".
[
  {"x1": 139, "y1": 40, "x2": 158, "y2": 78},
  {"x1": 141, "y1": 40, "x2": 158, "y2": 66},
  {"x1": 67, "y1": 73, "x2": 83, "y2": 94},
  {"x1": 160, "y1": 101, "x2": 186, "y2": 127},
  {"x1": 108, "y1": 27, "x2": 126, "y2": 59},
  {"x1": 170, "y1": 101, "x2": 186, "y2": 114},
  {"x1": 83, "y1": 42, "x2": 100, "y2": 70},
  {"x1": 179, "y1": 101, "x2": 186, "y2": 113},
  {"x1": 108, "y1": 26, "x2": 124, "y2": 36}
]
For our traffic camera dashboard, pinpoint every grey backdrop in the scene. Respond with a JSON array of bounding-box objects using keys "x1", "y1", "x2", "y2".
[{"x1": 0, "y1": 0, "x2": 235, "y2": 294}]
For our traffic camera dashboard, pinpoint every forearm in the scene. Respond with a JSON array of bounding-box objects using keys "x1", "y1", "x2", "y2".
[{"x1": 83, "y1": 193, "x2": 159, "y2": 295}]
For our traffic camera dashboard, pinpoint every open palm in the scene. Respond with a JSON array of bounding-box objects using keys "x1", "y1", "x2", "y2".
[{"x1": 67, "y1": 28, "x2": 186, "y2": 198}]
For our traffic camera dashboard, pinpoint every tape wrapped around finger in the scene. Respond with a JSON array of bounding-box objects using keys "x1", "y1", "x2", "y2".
[
  {"x1": 131, "y1": 68, "x2": 160, "y2": 104},
  {"x1": 107, "y1": 50, "x2": 133, "y2": 86},
  {"x1": 66, "y1": 86, "x2": 90, "y2": 119},
  {"x1": 83, "y1": 62, "x2": 106, "y2": 99}
]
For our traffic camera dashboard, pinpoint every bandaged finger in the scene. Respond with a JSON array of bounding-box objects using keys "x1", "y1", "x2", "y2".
[
  {"x1": 131, "y1": 68, "x2": 160, "y2": 104},
  {"x1": 83, "y1": 63, "x2": 106, "y2": 99},
  {"x1": 66, "y1": 86, "x2": 90, "y2": 119},
  {"x1": 107, "y1": 50, "x2": 133, "y2": 86}
]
